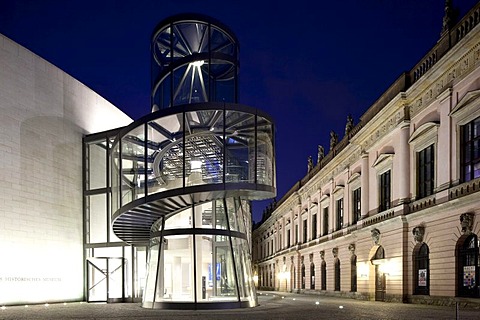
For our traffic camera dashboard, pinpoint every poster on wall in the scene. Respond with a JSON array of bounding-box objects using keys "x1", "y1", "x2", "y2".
[
  {"x1": 418, "y1": 269, "x2": 427, "y2": 286},
  {"x1": 463, "y1": 265, "x2": 476, "y2": 287}
]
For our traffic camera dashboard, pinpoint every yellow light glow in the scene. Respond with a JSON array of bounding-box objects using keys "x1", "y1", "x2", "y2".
[{"x1": 358, "y1": 262, "x2": 369, "y2": 278}]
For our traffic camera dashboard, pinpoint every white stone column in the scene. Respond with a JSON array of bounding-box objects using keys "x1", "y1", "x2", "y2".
[
  {"x1": 398, "y1": 121, "x2": 411, "y2": 203},
  {"x1": 437, "y1": 88, "x2": 453, "y2": 190},
  {"x1": 361, "y1": 153, "x2": 369, "y2": 219},
  {"x1": 329, "y1": 179, "x2": 334, "y2": 233}
]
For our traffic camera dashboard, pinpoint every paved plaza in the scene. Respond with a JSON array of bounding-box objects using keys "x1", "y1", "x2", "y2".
[{"x1": 0, "y1": 291, "x2": 478, "y2": 320}]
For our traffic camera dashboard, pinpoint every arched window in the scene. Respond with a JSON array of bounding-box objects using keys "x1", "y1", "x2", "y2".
[
  {"x1": 413, "y1": 243, "x2": 429, "y2": 295},
  {"x1": 457, "y1": 234, "x2": 479, "y2": 297},
  {"x1": 310, "y1": 263, "x2": 315, "y2": 289},
  {"x1": 321, "y1": 261, "x2": 327, "y2": 290},
  {"x1": 334, "y1": 259, "x2": 341, "y2": 291},
  {"x1": 301, "y1": 264, "x2": 306, "y2": 289},
  {"x1": 351, "y1": 255, "x2": 357, "y2": 292}
]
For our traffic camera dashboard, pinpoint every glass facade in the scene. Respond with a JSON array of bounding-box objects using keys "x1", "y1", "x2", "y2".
[
  {"x1": 107, "y1": 14, "x2": 275, "y2": 309},
  {"x1": 84, "y1": 132, "x2": 147, "y2": 303}
]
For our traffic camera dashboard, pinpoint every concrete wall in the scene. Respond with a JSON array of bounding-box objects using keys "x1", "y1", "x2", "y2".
[{"x1": 0, "y1": 34, "x2": 132, "y2": 305}]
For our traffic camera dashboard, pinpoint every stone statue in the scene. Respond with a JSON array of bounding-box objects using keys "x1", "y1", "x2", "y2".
[
  {"x1": 319, "y1": 250, "x2": 325, "y2": 260},
  {"x1": 317, "y1": 145, "x2": 324, "y2": 164},
  {"x1": 329, "y1": 130, "x2": 338, "y2": 152},
  {"x1": 441, "y1": 0, "x2": 453, "y2": 34},
  {"x1": 371, "y1": 228, "x2": 381, "y2": 245},
  {"x1": 460, "y1": 212, "x2": 475, "y2": 235},
  {"x1": 332, "y1": 247, "x2": 338, "y2": 258},
  {"x1": 345, "y1": 114, "x2": 354, "y2": 136},
  {"x1": 412, "y1": 225, "x2": 425, "y2": 243},
  {"x1": 307, "y1": 156, "x2": 313, "y2": 172},
  {"x1": 348, "y1": 243, "x2": 355, "y2": 254}
]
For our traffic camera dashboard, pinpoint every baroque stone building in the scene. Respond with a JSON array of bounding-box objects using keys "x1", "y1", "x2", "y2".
[{"x1": 252, "y1": 1, "x2": 480, "y2": 306}]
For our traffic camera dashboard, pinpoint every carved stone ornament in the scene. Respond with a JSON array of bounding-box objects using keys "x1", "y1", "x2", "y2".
[
  {"x1": 332, "y1": 247, "x2": 338, "y2": 258},
  {"x1": 371, "y1": 228, "x2": 381, "y2": 245},
  {"x1": 460, "y1": 212, "x2": 475, "y2": 235},
  {"x1": 319, "y1": 250, "x2": 325, "y2": 260},
  {"x1": 412, "y1": 225, "x2": 425, "y2": 243},
  {"x1": 348, "y1": 243, "x2": 355, "y2": 254}
]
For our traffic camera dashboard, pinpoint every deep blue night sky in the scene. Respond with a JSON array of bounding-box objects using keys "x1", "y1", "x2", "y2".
[{"x1": 1, "y1": 0, "x2": 478, "y2": 223}]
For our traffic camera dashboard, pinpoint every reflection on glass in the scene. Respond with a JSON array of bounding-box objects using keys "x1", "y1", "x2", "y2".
[
  {"x1": 88, "y1": 142, "x2": 107, "y2": 190},
  {"x1": 142, "y1": 197, "x2": 259, "y2": 306},
  {"x1": 156, "y1": 235, "x2": 194, "y2": 302},
  {"x1": 111, "y1": 142, "x2": 120, "y2": 214}
]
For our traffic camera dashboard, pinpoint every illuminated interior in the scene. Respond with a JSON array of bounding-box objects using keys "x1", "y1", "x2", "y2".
[{"x1": 108, "y1": 14, "x2": 276, "y2": 309}]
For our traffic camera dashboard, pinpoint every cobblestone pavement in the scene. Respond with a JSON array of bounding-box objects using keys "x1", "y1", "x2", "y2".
[{"x1": 0, "y1": 291, "x2": 478, "y2": 320}]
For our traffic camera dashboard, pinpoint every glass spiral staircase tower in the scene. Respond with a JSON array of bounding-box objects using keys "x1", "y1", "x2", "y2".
[{"x1": 110, "y1": 14, "x2": 276, "y2": 309}]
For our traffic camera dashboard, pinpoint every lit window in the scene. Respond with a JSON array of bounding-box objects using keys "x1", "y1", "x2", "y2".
[
  {"x1": 417, "y1": 145, "x2": 435, "y2": 198},
  {"x1": 461, "y1": 117, "x2": 480, "y2": 182}
]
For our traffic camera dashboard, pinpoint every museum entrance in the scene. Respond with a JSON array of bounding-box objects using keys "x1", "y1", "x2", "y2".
[
  {"x1": 87, "y1": 257, "x2": 126, "y2": 302},
  {"x1": 375, "y1": 265, "x2": 386, "y2": 301}
]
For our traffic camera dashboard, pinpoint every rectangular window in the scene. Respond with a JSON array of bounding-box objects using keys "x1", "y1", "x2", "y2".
[
  {"x1": 312, "y1": 214, "x2": 317, "y2": 240},
  {"x1": 303, "y1": 219, "x2": 308, "y2": 243},
  {"x1": 287, "y1": 230, "x2": 291, "y2": 247},
  {"x1": 352, "y1": 188, "x2": 361, "y2": 223},
  {"x1": 379, "y1": 170, "x2": 391, "y2": 211},
  {"x1": 295, "y1": 224, "x2": 299, "y2": 244},
  {"x1": 323, "y1": 207, "x2": 329, "y2": 236},
  {"x1": 461, "y1": 117, "x2": 480, "y2": 182},
  {"x1": 336, "y1": 198, "x2": 343, "y2": 231},
  {"x1": 417, "y1": 145, "x2": 435, "y2": 199}
]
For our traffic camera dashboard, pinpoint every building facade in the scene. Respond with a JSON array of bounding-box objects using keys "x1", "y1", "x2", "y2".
[
  {"x1": 1, "y1": 14, "x2": 274, "y2": 309},
  {"x1": 0, "y1": 33, "x2": 132, "y2": 305},
  {"x1": 252, "y1": 1, "x2": 480, "y2": 306},
  {"x1": 106, "y1": 14, "x2": 276, "y2": 309}
]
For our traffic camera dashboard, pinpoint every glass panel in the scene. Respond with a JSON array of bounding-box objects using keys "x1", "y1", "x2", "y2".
[
  {"x1": 88, "y1": 141, "x2": 107, "y2": 190},
  {"x1": 195, "y1": 201, "x2": 214, "y2": 228},
  {"x1": 195, "y1": 234, "x2": 214, "y2": 302},
  {"x1": 153, "y1": 73, "x2": 172, "y2": 109},
  {"x1": 108, "y1": 258, "x2": 124, "y2": 300},
  {"x1": 111, "y1": 142, "x2": 120, "y2": 215},
  {"x1": 256, "y1": 116, "x2": 274, "y2": 186},
  {"x1": 225, "y1": 111, "x2": 254, "y2": 184},
  {"x1": 121, "y1": 125, "x2": 146, "y2": 207},
  {"x1": 87, "y1": 258, "x2": 107, "y2": 302},
  {"x1": 147, "y1": 114, "x2": 184, "y2": 196},
  {"x1": 158, "y1": 235, "x2": 194, "y2": 302},
  {"x1": 135, "y1": 247, "x2": 148, "y2": 300},
  {"x1": 88, "y1": 194, "x2": 107, "y2": 243},
  {"x1": 231, "y1": 237, "x2": 252, "y2": 301},
  {"x1": 164, "y1": 207, "x2": 193, "y2": 229},
  {"x1": 212, "y1": 236, "x2": 237, "y2": 300},
  {"x1": 214, "y1": 200, "x2": 228, "y2": 230},
  {"x1": 143, "y1": 239, "x2": 160, "y2": 304},
  {"x1": 184, "y1": 110, "x2": 224, "y2": 187},
  {"x1": 225, "y1": 198, "x2": 239, "y2": 232}
]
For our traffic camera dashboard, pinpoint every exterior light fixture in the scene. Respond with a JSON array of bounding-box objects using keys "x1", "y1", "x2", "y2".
[{"x1": 191, "y1": 60, "x2": 205, "y2": 67}]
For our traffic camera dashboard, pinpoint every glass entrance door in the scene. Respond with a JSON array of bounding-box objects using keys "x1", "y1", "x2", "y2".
[
  {"x1": 375, "y1": 265, "x2": 385, "y2": 301},
  {"x1": 87, "y1": 257, "x2": 125, "y2": 302}
]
